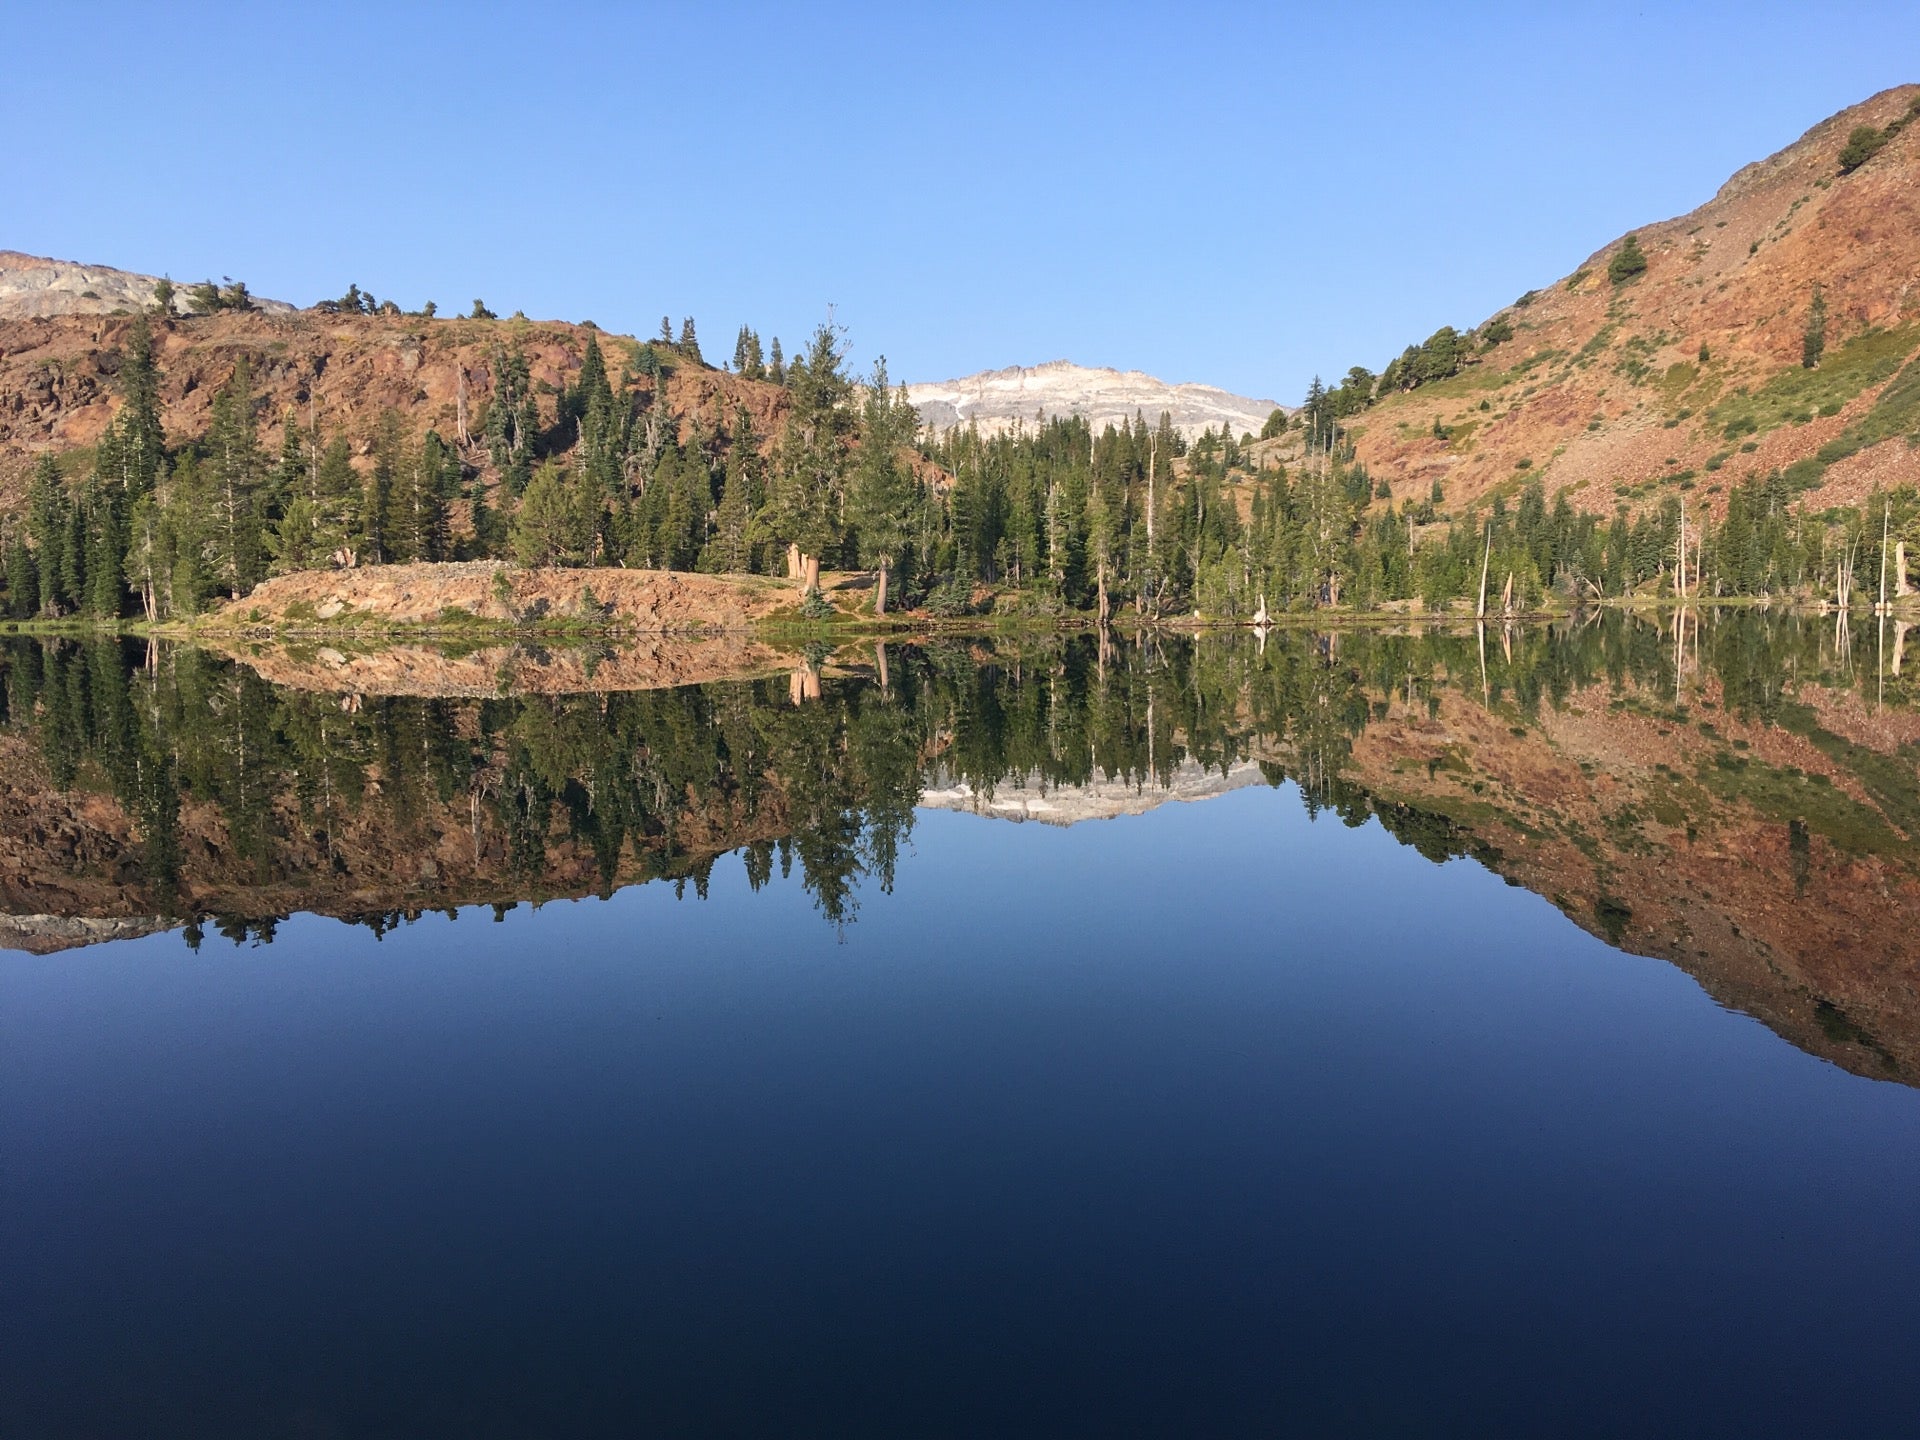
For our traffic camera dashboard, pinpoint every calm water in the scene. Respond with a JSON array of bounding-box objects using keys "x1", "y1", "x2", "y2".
[{"x1": 3, "y1": 618, "x2": 1918, "y2": 1437}]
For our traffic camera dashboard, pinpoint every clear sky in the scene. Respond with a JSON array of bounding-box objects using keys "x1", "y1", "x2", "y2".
[{"x1": 5, "y1": 2, "x2": 1915, "y2": 404}]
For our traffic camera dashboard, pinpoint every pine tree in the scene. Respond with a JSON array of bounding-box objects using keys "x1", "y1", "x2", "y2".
[
  {"x1": 116, "y1": 313, "x2": 166, "y2": 491},
  {"x1": 765, "y1": 323, "x2": 854, "y2": 594},
  {"x1": 707, "y1": 410, "x2": 760, "y2": 573},
  {"x1": 1802, "y1": 284, "x2": 1828, "y2": 369},
  {"x1": 1608, "y1": 233, "x2": 1649, "y2": 285},
  {"x1": 510, "y1": 462, "x2": 598, "y2": 566},
  {"x1": 846, "y1": 359, "x2": 920, "y2": 613},
  {"x1": 365, "y1": 410, "x2": 408, "y2": 563},
  {"x1": 159, "y1": 452, "x2": 213, "y2": 615},
  {"x1": 5, "y1": 531, "x2": 37, "y2": 620},
  {"x1": 314, "y1": 434, "x2": 362, "y2": 561},
  {"x1": 205, "y1": 357, "x2": 264, "y2": 597},
  {"x1": 27, "y1": 455, "x2": 67, "y2": 614}
]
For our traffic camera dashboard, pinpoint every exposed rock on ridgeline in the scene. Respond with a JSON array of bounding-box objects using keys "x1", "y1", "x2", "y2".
[
  {"x1": 0, "y1": 250, "x2": 294, "y2": 318},
  {"x1": 905, "y1": 360, "x2": 1281, "y2": 441}
]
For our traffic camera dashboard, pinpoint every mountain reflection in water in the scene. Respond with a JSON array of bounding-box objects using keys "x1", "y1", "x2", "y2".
[{"x1": 1, "y1": 613, "x2": 1916, "y2": 1082}]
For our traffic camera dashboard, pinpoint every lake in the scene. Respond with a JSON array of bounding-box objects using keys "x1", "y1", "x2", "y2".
[{"x1": 3, "y1": 615, "x2": 1917, "y2": 1437}]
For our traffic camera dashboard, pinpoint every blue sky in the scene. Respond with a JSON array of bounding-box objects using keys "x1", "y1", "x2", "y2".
[{"x1": 4, "y1": 3, "x2": 1915, "y2": 403}]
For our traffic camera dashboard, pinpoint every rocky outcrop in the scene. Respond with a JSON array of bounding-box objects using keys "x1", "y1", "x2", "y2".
[
  {"x1": 206, "y1": 561, "x2": 801, "y2": 635},
  {"x1": 0, "y1": 250, "x2": 293, "y2": 318},
  {"x1": 0, "y1": 307, "x2": 789, "y2": 505}
]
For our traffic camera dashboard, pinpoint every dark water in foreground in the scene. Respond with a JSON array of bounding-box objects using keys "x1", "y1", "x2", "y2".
[{"x1": 2, "y1": 617, "x2": 1918, "y2": 1437}]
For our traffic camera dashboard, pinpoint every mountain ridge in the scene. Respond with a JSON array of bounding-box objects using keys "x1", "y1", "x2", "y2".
[
  {"x1": 1338, "y1": 83, "x2": 1920, "y2": 519},
  {"x1": 905, "y1": 359, "x2": 1280, "y2": 441},
  {"x1": 0, "y1": 249, "x2": 294, "y2": 318}
]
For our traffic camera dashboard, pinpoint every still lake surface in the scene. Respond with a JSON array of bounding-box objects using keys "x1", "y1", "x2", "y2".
[{"x1": 3, "y1": 616, "x2": 1918, "y2": 1437}]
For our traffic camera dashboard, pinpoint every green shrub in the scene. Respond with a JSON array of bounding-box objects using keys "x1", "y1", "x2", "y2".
[
  {"x1": 1607, "y1": 234, "x2": 1649, "y2": 285},
  {"x1": 922, "y1": 580, "x2": 975, "y2": 618},
  {"x1": 1838, "y1": 125, "x2": 1889, "y2": 173}
]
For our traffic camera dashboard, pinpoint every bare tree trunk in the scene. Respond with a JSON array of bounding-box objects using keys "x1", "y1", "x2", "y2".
[
  {"x1": 1477, "y1": 523, "x2": 1492, "y2": 618},
  {"x1": 1879, "y1": 502, "x2": 1892, "y2": 614},
  {"x1": 1677, "y1": 500, "x2": 1688, "y2": 600},
  {"x1": 874, "y1": 561, "x2": 889, "y2": 616}
]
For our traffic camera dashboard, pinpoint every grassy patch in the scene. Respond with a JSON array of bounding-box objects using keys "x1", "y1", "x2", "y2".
[
  {"x1": 1574, "y1": 321, "x2": 1621, "y2": 370},
  {"x1": 1707, "y1": 325, "x2": 1920, "y2": 442}
]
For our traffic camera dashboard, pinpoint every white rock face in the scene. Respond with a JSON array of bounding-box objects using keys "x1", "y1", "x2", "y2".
[
  {"x1": 0, "y1": 251, "x2": 294, "y2": 318},
  {"x1": 905, "y1": 359, "x2": 1282, "y2": 441}
]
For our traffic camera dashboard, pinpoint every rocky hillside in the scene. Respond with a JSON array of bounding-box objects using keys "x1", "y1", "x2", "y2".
[
  {"x1": 907, "y1": 360, "x2": 1281, "y2": 441},
  {"x1": 1345, "y1": 85, "x2": 1920, "y2": 517},
  {"x1": 0, "y1": 250, "x2": 294, "y2": 318},
  {"x1": 0, "y1": 305, "x2": 788, "y2": 504}
]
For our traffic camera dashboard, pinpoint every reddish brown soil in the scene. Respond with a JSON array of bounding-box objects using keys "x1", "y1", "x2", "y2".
[
  {"x1": 1317, "y1": 86, "x2": 1920, "y2": 519},
  {"x1": 0, "y1": 308, "x2": 791, "y2": 503},
  {"x1": 1345, "y1": 671, "x2": 1920, "y2": 1081},
  {"x1": 205, "y1": 561, "x2": 801, "y2": 632},
  {"x1": 214, "y1": 633, "x2": 806, "y2": 698}
]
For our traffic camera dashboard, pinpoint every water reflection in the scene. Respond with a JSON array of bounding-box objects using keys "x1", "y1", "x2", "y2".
[{"x1": 2, "y1": 611, "x2": 1916, "y2": 1080}]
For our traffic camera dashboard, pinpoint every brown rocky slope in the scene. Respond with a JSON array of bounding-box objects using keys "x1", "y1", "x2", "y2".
[
  {"x1": 1331, "y1": 85, "x2": 1920, "y2": 520},
  {"x1": 0, "y1": 305, "x2": 791, "y2": 505}
]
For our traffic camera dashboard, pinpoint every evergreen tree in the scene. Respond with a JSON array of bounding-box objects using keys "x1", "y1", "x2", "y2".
[
  {"x1": 765, "y1": 323, "x2": 854, "y2": 593},
  {"x1": 27, "y1": 456, "x2": 68, "y2": 614},
  {"x1": 3, "y1": 531, "x2": 35, "y2": 619},
  {"x1": 205, "y1": 358, "x2": 264, "y2": 597},
  {"x1": 1608, "y1": 233, "x2": 1649, "y2": 285},
  {"x1": 846, "y1": 360, "x2": 921, "y2": 613},
  {"x1": 510, "y1": 461, "x2": 599, "y2": 566},
  {"x1": 706, "y1": 410, "x2": 761, "y2": 573},
  {"x1": 1802, "y1": 284, "x2": 1828, "y2": 369}
]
